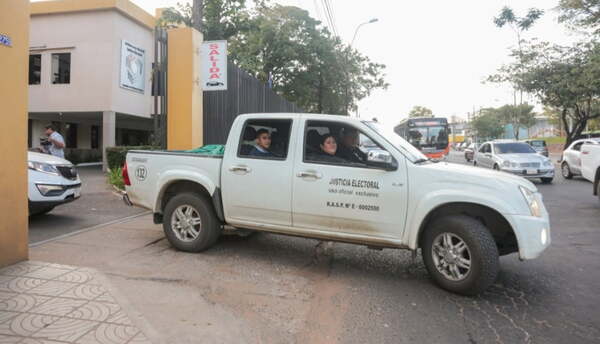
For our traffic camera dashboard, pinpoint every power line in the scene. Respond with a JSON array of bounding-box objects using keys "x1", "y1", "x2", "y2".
[
  {"x1": 313, "y1": 0, "x2": 324, "y2": 24},
  {"x1": 321, "y1": 0, "x2": 338, "y2": 37},
  {"x1": 325, "y1": 0, "x2": 338, "y2": 37}
]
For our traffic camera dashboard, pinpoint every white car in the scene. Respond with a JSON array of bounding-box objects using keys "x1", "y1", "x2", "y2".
[
  {"x1": 122, "y1": 114, "x2": 551, "y2": 296},
  {"x1": 28, "y1": 151, "x2": 81, "y2": 216},
  {"x1": 580, "y1": 143, "x2": 600, "y2": 199},
  {"x1": 561, "y1": 138, "x2": 600, "y2": 179},
  {"x1": 474, "y1": 141, "x2": 554, "y2": 183}
]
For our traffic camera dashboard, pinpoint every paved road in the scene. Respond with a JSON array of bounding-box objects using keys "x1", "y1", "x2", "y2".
[
  {"x1": 30, "y1": 154, "x2": 600, "y2": 344},
  {"x1": 28, "y1": 166, "x2": 147, "y2": 245}
]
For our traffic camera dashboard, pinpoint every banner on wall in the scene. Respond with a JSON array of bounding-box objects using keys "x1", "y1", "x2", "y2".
[
  {"x1": 201, "y1": 40, "x2": 227, "y2": 91},
  {"x1": 120, "y1": 40, "x2": 145, "y2": 93}
]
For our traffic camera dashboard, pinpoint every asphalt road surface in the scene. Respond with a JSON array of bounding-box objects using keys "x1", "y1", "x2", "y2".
[{"x1": 28, "y1": 166, "x2": 147, "y2": 245}]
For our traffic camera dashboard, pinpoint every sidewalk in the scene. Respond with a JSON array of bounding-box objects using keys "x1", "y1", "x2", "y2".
[{"x1": 12, "y1": 214, "x2": 259, "y2": 344}]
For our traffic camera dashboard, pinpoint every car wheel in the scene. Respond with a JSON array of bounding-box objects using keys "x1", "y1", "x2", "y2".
[
  {"x1": 29, "y1": 206, "x2": 55, "y2": 216},
  {"x1": 163, "y1": 193, "x2": 221, "y2": 252},
  {"x1": 541, "y1": 177, "x2": 553, "y2": 184},
  {"x1": 493, "y1": 164, "x2": 500, "y2": 170},
  {"x1": 561, "y1": 162, "x2": 573, "y2": 179},
  {"x1": 473, "y1": 161, "x2": 477, "y2": 166},
  {"x1": 422, "y1": 215, "x2": 499, "y2": 296}
]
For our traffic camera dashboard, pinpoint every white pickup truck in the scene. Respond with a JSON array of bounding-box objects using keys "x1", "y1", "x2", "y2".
[
  {"x1": 581, "y1": 143, "x2": 600, "y2": 199},
  {"x1": 123, "y1": 113, "x2": 551, "y2": 295}
]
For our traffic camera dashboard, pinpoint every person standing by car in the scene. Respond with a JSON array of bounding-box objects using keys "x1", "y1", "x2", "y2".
[{"x1": 43, "y1": 124, "x2": 65, "y2": 158}]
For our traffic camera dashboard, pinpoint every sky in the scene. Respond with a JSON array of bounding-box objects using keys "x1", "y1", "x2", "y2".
[{"x1": 81, "y1": 0, "x2": 585, "y2": 126}]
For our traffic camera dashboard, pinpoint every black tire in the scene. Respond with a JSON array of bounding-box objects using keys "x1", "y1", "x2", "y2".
[
  {"x1": 162, "y1": 193, "x2": 221, "y2": 252},
  {"x1": 473, "y1": 161, "x2": 477, "y2": 166},
  {"x1": 493, "y1": 164, "x2": 500, "y2": 170},
  {"x1": 561, "y1": 162, "x2": 573, "y2": 179},
  {"x1": 541, "y1": 177, "x2": 553, "y2": 184},
  {"x1": 422, "y1": 215, "x2": 499, "y2": 296}
]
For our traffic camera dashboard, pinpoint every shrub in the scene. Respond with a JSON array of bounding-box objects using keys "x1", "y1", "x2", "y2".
[
  {"x1": 105, "y1": 146, "x2": 160, "y2": 170},
  {"x1": 108, "y1": 167, "x2": 125, "y2": 190},
  {"x1": 65, "y1": 149, "x2": 102, "y2": 165}
]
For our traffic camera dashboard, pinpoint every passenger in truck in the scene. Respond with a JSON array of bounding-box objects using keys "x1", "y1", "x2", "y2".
[{"x1": 249, "y1": 129, "x2": 275, "y2": 157}]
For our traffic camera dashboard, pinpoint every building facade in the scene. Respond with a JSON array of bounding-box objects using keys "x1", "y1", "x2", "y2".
[{"x1": 28, "y1": 0, "x2": 156, "y2": 164}]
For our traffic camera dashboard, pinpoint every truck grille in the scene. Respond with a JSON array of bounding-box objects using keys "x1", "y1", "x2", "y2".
[
  {"x1": 520, "y1": 162, "x2": 540, "y2": 168},
  {"x1": 57, "y1": 166, "x2": 78, "y2": 180}
]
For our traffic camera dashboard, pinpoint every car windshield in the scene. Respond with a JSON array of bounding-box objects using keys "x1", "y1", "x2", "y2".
[
  {"x1": 364, "y1": 121, "x2": 428, "y2": 162},
  {"x1": 495, "y1": 142, "x2": 536, "y2": 154},
  {"x1": 407, "y1": 126, "x2": 448, "y2": 148},
  {"x1": 529, "y1": 141, "x2": 545, "y2": 147}
]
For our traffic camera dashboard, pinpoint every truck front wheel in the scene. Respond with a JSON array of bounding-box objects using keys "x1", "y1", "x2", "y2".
[
  {"x1": 163, "y1": 193, "x2": 221, "y2": 252},
  {"x1": 422, "y1": 215, "x2": 499, "y2": 296}
]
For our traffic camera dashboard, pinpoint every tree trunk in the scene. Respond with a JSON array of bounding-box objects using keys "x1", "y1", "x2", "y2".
[
  {"x1": 318, "y1": 69, "x2": 323, "y2": 114},
  {"x1": 192, "y1": 0, "x2": 202, "y2": 32}
]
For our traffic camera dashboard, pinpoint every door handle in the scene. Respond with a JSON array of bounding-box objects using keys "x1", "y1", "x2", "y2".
[
  {"x1": 297, "y1": 171, "x2": 322, "y2": 179},
  {"x1": 229, "y1": 165, "x2": 251, "y2": 173}
]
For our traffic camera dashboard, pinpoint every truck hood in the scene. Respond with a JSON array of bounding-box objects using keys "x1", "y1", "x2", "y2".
[
  {"x1": 28, "y1": 151, "x2": 73, "y2": 165},
  {"x1": 420, "y1": 161, "x2": 537, "y2": 192}
]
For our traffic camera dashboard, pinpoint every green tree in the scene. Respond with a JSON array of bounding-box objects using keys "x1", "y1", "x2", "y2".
[
  {"x1": 557, "y1": 0, "x2": 600, "y2": 35},
  {"x1": 516, "y1": 40, "x2": 600, "y2": 147},
  {"x1": 471, "y1": 108, "x2": 505, "y2": 140},
  {"x1": 491, "y1": 7, "x2": 543, "y2": 104},
  {"x1": 408, "y1": 106, "x2": 433, "y2": 118},
  {"x1": 159, "y1": 3, "x2": 387, "y2": 115},
  {"x1": 496, "y1": 103, "x2": 536, "y2": 140}
]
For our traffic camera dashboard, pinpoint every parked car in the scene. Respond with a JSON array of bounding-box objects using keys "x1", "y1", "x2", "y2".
[
  {"x1": 464, "y1": 143, "x2": 478, "y2": 162},
  {"x1": 123, "y1": 113, "x2": 551, "y2": 296},
  {"x1": 561, "y1": 138, "x2": 600, "y2": 179},
  {"x1": 474, "y1": 140, "x2": 554, "y2": 183},
  {"x1": 28, "y1": 151, "x2": 81, "y2": 216},
  {"x1": 523, "y1": 139, "x2": 548, "y2": 157},
  {"x1": 580, "y1": 142, "x2": 600, "y2": 200}
]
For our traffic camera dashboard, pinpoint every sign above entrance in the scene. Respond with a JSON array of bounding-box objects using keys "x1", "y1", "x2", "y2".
[
  {"x1": 120, "y1": 40, "x2": 145, "y2": 93},
  {"x1": 201, "y1": 40, "x2": 227, "y2": 91}
]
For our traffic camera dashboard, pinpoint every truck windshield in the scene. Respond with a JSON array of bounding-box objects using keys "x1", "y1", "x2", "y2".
[{"x1": 364, "y1": 121, "x2": 428, "y2": 163}]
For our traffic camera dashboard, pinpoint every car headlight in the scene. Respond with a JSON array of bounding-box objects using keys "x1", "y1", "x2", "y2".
[
  {"x1": 543, "y1": 160, "x2": 552, "y2": 167},
  {"x1": 519, "y1": 186, "x2": 541, "y2": 217},
  {"x1": 502, "y1": 161, "x2": 510, "y2": 167},
  {"x1": 510, "y1": 161, "x2": 518, "y2": 168},
  {"x1": 28, "y1": 161, "x2": 59, "y2": 175}
]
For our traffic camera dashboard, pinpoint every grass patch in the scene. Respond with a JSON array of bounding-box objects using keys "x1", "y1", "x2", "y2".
[
  {"x1": 532, "y1": 136, "x2": 566, "y2": 145},
  {"x1": 108, "y1": 167, "x2": 125, "y2": 190}
]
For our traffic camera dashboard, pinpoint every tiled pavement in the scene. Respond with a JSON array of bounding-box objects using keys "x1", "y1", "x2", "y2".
[{"x1": 0, "y1": 261, "x2": 151, "y2": 344}]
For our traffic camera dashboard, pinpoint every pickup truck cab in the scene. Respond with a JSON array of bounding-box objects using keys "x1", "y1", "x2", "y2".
[
  {"x1": 123, "y1": 113, "x2": 551, "y2": 295},
  {"x1": 580, "y1": 143, "x2": 600, "y2": 200}
]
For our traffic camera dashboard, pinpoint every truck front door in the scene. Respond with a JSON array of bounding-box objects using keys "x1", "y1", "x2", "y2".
[
  {"x1": 221, "y1": 117, "x2": 296, "y2": 227},
  {"x1": 291, "y1": 119, "x2": 408, "y2": 240}
]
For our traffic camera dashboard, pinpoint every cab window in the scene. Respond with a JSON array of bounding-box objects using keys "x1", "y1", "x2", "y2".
[
  {"x1": 238, "y1": 119, "x2": 292, "y2": 160},
  {"x1": 303, "y1": 120, "x2": 390, "y2": 168}
]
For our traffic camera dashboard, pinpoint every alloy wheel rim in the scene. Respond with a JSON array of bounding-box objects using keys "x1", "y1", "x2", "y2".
[
  {"x1": 431, "y1": 233, "x2": 472, "y2": 282},
  {"x1": 171, "y1": 205, "x2": 202, "y2": 242},
  {"x1": 562, "y1": 164, "x2": 569, "y2": 177}
]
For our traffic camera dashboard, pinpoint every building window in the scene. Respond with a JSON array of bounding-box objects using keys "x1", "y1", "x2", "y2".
[
  {"x1": 29, "y1": 54, "x2": 42, "y2": 85},
  {"x1": 91, "y1": 125, "x2": 99, "y2": 149},
  {"x1": 65, "y1": 123, "x2": 78, "y2": 148},
  {"x1": 51, "y1": 53, "x2": 70, "y2": 84}
]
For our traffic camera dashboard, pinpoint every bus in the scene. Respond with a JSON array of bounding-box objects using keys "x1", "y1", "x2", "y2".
[{"x1": 394, "y1": 117, "x2": 450, "y2": 159}]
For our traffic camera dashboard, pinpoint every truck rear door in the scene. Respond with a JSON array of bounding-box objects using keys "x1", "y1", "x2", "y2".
[{"x1": 221, "y1": 116, "x2": 297, "y2": 227}]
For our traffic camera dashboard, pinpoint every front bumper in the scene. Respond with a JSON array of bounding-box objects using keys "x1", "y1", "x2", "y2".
[
  {"x1": 500, "y1": 167, "x2": 555, "y2": 179},
  {"x1": 505, "y1": 213, "x2": 551, "y2": 260}
]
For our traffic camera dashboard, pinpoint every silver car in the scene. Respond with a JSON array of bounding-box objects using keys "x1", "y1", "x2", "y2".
[
  {"x1": 474, "y1": 140, "x2": 555, "y2": 183},
  {"x1": 561, "y1": 138, "x2": 600, "y2": 179}
]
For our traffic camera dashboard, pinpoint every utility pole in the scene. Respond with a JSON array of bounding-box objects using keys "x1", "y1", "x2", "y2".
[{"x1": 193, "y1": 0, "x2": 203, "y2": 32}]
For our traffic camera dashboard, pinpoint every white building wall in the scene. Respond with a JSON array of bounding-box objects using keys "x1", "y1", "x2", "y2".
[{"x1": 28, "y1": 10, "x2": 153, "y2": 117}]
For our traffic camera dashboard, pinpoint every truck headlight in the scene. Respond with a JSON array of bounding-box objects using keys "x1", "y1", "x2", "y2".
[
  {"x1": 519, "y1": 186, "x2": 541, "y2": 217},
  {"x1": 28, "y1": 161, "x2": 59, "y2": 175}
]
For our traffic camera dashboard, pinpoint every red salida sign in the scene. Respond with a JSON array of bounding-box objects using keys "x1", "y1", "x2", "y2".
[{"x1": 202, "y1": 40, "x2": 227, "y2": 91}]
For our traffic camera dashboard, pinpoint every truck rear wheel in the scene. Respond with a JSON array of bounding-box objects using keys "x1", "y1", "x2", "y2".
[
  {"x1": 422, "y1": 215, "x2": 499, "y2": 296},
  {"x1": 163, "y1": 193, "x2": 221, "y2": 252}
]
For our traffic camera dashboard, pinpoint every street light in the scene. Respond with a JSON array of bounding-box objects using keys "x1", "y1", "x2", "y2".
[
  {"x1": 346, "y1": 18, "x2": 378, "y2": 116},
  {"x1": 351, "y1": 18, "x2": 378, "y2": 47}
]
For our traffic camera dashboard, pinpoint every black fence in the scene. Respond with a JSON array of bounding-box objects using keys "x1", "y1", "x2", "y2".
[{"x1": 203, "y1": 62, "x2": 303, "y2": 144}]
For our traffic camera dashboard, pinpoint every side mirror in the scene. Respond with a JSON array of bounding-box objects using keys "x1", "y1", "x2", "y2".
[{"x1": 367, "y1": 149, "x2": 397, "y2": 171}]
